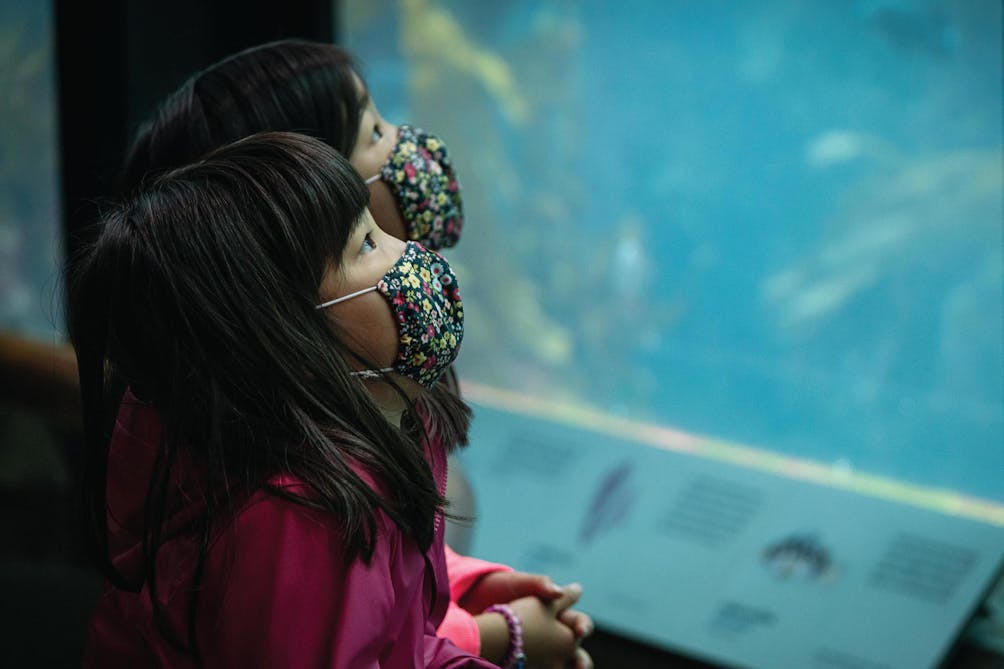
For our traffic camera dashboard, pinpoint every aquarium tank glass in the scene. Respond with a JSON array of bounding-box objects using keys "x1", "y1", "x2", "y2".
[
  {"x1": 344, "y1": 1, "x2": 1002, "y2": 667},
  {"x1": 0, "y1": 0, "x2": 61, "y2": 338}
]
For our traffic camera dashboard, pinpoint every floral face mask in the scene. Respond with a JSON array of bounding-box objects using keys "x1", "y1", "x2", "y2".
[
  {"x1": 365, "y1": 125, "x2": 464, "y2": 250},
  {"x1": 316, "y1": 241, "x2": 464, "y2": 388}
]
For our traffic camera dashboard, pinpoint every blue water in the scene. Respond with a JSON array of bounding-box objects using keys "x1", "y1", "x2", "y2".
[
  {"x1": 0, "y1": 0, "x2": 62, "y2": 338},
  {"x1": 346, "y1": 0, "x2": 1004, "y2": 501}
]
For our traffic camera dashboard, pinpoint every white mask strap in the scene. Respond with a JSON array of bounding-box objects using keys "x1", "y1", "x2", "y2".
[
  {"x1": 351, "y1": 367, "x2": 395, "y2": 379},
  {"x1": 364, "y1": 173, "x2": 381, "y2": 186},
  {"x1": 315, "y1": 285, "x2": 378, "y2": 310}
]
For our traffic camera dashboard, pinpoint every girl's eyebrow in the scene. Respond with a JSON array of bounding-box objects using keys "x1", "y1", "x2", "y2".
[{"x1": 348, "y1": 211, "x2": 369, "y2": 235}]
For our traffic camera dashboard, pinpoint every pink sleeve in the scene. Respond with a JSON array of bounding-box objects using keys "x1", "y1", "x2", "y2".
[
  {"x1": 198, "y1": 490, "x2": 492, "y2": 668},
  {"x1": 444, "y1": 543, "x2": 513, "y2": 602},
  {"x1": 436, "y1": 544, "x2": 514, "y2": 655}
]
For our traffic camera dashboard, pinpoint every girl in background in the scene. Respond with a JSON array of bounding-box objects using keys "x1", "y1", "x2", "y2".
[
  {"x1": 115, "y1": 39, "x2": 592, "y2": 667},
  {"x1": 72, "y1": 132, "x2": 586, "y2": 667}
]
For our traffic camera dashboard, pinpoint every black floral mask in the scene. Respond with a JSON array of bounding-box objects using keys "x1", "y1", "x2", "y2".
[
  {"x1": 366, "y1": 125, "x2": 464, "y2": 250},
  {"x1": 317, "y1": 242, "x2": 463, "y2": 387}
]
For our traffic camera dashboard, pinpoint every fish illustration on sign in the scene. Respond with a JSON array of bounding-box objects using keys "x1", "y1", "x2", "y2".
[
  {"x1": 578, "y1": 461, "x2": 636, "y2": 546},
  {"x1": 762, "y1": 532, "x2": 839, "y2": 581}
]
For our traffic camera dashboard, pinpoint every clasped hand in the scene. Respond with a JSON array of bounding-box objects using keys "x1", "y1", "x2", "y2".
[{"x1": 462, "y1": 571, "x2": 593, "y2": 669}]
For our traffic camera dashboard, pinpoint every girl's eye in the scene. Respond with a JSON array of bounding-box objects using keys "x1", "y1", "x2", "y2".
[
  {"x1": 361, "y1": 232, "x2": 377, "y2": 255},
  {"x1": 371, "y1": 124, "x2": 382, "y2": 143}
]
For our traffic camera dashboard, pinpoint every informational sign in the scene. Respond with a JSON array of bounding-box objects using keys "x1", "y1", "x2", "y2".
[{"x1": 460, "y1": 395, "x2": 1004, "y2": 669}]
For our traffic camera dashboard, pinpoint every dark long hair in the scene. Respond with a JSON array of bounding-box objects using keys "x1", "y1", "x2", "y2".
[
  {"x1": 119, "y1": 37, "x2": 471, "y2": 452},
  {"x1": 120, "y1": 40, "x2": 363, "y2": 194},
  {"x1": 68, "y1": 133, "x2": 445, "y2": 655}
]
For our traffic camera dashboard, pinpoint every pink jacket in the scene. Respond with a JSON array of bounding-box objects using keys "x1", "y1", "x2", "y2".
[{"x1": 84, "y1": 395, "x2": 496, "y2": 669}]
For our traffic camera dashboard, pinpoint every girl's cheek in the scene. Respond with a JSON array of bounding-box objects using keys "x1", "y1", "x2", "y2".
[
  {"x1": 349, "y1": 138, "x2": 386, "y2": 179},
  {"x1": 337, "y1": 293, "x2": 401, "y2": 369}
]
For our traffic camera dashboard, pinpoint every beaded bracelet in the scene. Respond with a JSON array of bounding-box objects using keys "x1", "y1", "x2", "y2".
[{"x1": 484, "y1": 603, "x2": 526, "y2": 669}]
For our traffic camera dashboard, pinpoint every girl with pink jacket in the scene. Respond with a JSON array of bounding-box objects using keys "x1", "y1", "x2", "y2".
[
  {"x1": 108, "y1": 39, "x2": 592, "y2": 667},
  {"x1": 72, "y1": 133, "x2": 588, "y2": 667}
]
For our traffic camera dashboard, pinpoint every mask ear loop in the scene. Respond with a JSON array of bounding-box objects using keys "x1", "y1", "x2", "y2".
[
  {"x1": 352, "y1": 368, "x2": 395, "y2": 379},
  {"x1": 364, "y1": 173, "x2": 381, "y2": 186},
  {"x1": 316, "y1": 285, "x2": 377, "y2": 310}
]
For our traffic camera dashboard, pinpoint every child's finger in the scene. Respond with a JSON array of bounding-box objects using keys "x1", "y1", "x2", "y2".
[
  {"x1": 509, "y1": 572, "x2": 564, "y2": 599},
  {"x1": 462, "y1": 571, "x2": 565, "y2": 611},
  {"x1": 559, "y1": 609, "x2": 593, "y2": 638},
  {"x1": 550, "y1": 582, "x2": 583, "y2": 613},
  {"x1": 574, "y1": 647, "x2": 594, "y2": 669}
]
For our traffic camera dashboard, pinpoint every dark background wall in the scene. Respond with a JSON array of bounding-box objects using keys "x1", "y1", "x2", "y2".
[{"x1": 57, "y1": 0, "x2": 334, "y2": 263}]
